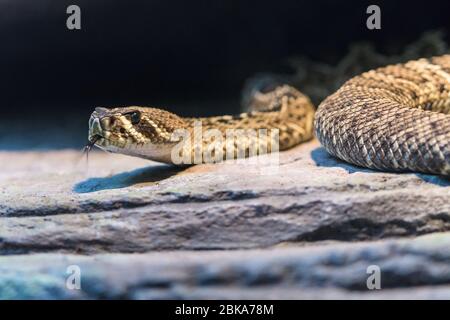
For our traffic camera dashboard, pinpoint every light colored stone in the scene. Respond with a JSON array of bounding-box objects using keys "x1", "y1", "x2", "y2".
[
  {"x1": 1, "y1": 140, "x2": 450, "y2": 253},
  {"x1": 1, "y1": 140, "x2": 450, "y2": 299},
  {"x1": 1, "y1": 232, "x2": 450, "y2": 299}
]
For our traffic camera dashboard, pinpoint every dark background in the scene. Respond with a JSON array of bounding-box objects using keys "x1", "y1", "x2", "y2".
[{"x1": 1, "y1": 0, "x2": 450, "y2": 149}]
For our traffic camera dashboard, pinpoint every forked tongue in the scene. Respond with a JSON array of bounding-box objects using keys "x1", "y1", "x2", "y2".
[{"x1": 83, "y1": 135, "x2": 101, "y2": 166}]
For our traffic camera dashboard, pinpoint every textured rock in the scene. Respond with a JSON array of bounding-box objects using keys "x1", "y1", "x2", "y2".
[
  {"x1": 1, "y1": 232, "x2": 450, "y2": 299},
  {"x1": 1, "y1": 139, "x2": 450, "y2": 254},
  {"x1": 1, "y1": 140, "x2": 450, "y2": 299}
]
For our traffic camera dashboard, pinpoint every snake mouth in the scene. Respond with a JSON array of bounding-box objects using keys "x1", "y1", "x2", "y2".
[
  {"x1": 88, "y1": 134, "x2": 102, "y2": 147},
  {"x1": 88, "y1": 129, "x2": 129, "y2": 151},
  {"x1": 84, "y1": 134, "x2": 102, "y2": 154}
]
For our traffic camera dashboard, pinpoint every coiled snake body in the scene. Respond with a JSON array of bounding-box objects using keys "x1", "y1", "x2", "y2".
[{"x1": 88, "y1": 55, "x2": 450, "y2": 175}]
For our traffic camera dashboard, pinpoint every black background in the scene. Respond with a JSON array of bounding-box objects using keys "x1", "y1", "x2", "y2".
[{"x1": 1, "y1": 0, "x2": 450, "y2": 148}]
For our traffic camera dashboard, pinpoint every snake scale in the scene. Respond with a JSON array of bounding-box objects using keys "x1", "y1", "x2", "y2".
[{"x1": 88, "y1": 55, "x2": 450, "y2": 175}]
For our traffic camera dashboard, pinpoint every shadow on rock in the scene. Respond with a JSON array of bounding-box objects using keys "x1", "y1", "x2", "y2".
[
  {"x1": 310, "y1": 147, "x2": 374, "y2": 174},
  {"x1": 73, "y1": 165, "x2": 185, "y2": 193},
  {"x1": 415, "y1": 174, "x2": 450, "y2": 187}
]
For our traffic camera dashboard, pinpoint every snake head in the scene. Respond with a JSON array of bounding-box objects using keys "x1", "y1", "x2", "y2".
[
  {"x1": 88, "y1": 107, "x2": 143, "y2": 148},
  {"x1": 88, "y1": 106, "x2": 186, "y2": 162}
]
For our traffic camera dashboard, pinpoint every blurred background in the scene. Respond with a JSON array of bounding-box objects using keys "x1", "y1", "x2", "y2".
[{"x1": 1, "y1": 0, "x2": 450, "y2": 149}]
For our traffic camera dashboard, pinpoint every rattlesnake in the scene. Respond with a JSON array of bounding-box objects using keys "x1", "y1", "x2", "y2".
[{"x1": 88, "y1": 55, "x2": 450, "y2": 175}]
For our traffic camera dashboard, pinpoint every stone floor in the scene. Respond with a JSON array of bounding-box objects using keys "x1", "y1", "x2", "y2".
[{"x1": 1, "y1": 139, "x2": 450, "y2": 299}]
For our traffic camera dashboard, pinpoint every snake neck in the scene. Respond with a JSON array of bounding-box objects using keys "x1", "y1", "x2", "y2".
[{"x1": 183, "y1": 86, "x2": 315, "y2": 151}]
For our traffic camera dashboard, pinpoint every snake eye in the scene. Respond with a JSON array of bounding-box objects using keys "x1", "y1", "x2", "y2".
[{"x1": 129, "y1": 111, "x2": 141, "y2": 125}]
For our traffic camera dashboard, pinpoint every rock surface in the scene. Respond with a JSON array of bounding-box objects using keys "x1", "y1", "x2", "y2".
[
  {"x1": 1, "y1": 232, "x2": 450, "y2": 299},
  {"x1": 1, "y1": 139, "x2": 450, "y2": 299}
]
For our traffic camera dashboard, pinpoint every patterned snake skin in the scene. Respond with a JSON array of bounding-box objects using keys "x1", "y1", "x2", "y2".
[
  {"x1": 88, "y1": 55, "x2": 450, "y2": 175},
  {"x1": 315, "y1": 55, "x2": 450, "y2": 175},
  {"x1": 88, "y1": 85, "x2": 315, "y2": 163}
]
